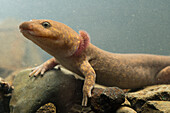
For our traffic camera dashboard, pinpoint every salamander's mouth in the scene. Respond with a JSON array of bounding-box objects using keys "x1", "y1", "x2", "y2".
[{"x1": 20, "y1": 29, "x2": 36, "y2": 36}]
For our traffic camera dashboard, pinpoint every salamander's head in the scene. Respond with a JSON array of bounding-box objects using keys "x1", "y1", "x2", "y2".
[{"x1": 19, "y1": 19, "x2": 89, "y2": 57}]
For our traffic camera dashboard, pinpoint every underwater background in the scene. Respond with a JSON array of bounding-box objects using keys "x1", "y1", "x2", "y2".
[{"x1": 0, "y1": 0, "x2": 170, "y2": 77}]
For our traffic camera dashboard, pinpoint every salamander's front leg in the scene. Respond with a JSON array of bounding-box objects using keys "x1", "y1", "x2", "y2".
[
  {"x1": 29, "y1": 57, "x2": 59, "y2": 77},
  {"x1": 79, "y1": 61, "x2": 96, "y2": 106}
]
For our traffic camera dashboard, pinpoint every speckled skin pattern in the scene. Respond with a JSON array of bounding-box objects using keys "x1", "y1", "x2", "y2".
[{"x1": 19, "y1": 19, "x2": 170, "y2": 106}]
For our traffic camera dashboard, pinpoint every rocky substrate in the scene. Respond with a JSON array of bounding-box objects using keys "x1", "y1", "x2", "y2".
[{"x1": 0, "y1": 67, "x2": 170, "y2": 113}]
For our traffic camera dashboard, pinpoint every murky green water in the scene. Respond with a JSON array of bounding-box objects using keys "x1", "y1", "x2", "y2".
[{"x1": 0, "y1": 0, "x2": 169, "y2": 63}]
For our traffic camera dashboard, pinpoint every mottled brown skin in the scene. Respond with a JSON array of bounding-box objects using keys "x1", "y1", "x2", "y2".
[{"x1": 19, "y1": 19, "x2": 170, "y2": 106}]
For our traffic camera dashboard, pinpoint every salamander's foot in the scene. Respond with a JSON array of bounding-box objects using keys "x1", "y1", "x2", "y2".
[
  {"x1": 156, "y1": 66, "x2": 170, "y2": 84},
  {"x1": 29, "y1": 58, "x2": 59, "y2": 77},
  {"x1": 82, "y1": 85, "x2": 93, "y2": 106},
  {"x1": 29, "y1": 64, "x2": 48, "y2": 77}
]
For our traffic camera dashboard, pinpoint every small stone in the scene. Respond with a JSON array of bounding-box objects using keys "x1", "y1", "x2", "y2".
[
  {"x1": 141, "y1": 101, "x2": 170, "y2": 113},
  {"x1": 0, "y1": 77, "x2": 13, "y2": 113},
  {"x1": 91, "y1": 87, "x2": 125, "y2": 113},
  {"x1": 116, "y1": 106, "x2": 137, "y2": 113},
  {"x1": 126, "y1": 85, "x2": 170, "y2": 112},
  {"x1": 36, "y1": 103, "x2": 56, "y2": 113}
]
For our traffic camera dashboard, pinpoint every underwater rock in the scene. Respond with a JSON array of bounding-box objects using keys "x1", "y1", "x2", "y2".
[
  {"x1": 91, "y1": 87, "x2": 125, "y2": 113},
  {"x1": 116, "y1": 106, "x2": 137, "y2": 113},
  {"x1": 9, "y1": 67, "x2": 84, "y2": 113},
  {"x1": 126, "y1": 85, "x2": 170, "y2": 112},
  {"x1": 141, "y1": 101, "x2": 170, "y2": 113},
  {"x1": 36, "y1": 103, "x2": 56, "y2": 113},
  {"x1": 0, "y1": 77, "x2": 13, "y2": 113},
  {"x1": 0, "y1": 77, "x2": 12, "y2": 94}
]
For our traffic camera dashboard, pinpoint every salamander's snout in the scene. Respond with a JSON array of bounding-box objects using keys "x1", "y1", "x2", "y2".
[
  {"x1": 19, "y1": 22, "x2": 25, "y2": 30},
  {"x1": 19, "y1": 22, "x2": 33, "y2": 32}
]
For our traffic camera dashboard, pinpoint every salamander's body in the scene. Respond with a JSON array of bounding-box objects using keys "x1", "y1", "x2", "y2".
[
  {"x1": 19, "y1": 19, "x2": 170, "y2": 106},
  {"x1": 83, "y1": 45, "x2": 170, "y2": 88}
]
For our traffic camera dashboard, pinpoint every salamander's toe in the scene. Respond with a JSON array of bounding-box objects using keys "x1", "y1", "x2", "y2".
[
  {"x1": 29, "y1": 64, "x2": 47, "y2": 77},
  {"x1": 82, "y1": 94, "x2": 88, "y2": 106}
]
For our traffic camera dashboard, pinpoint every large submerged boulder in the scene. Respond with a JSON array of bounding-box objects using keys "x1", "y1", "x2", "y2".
[{"x1": 9, "y1": 67, "x2": 83, "y2": 113}]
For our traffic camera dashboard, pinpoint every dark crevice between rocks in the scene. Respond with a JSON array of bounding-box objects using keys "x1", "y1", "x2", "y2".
[
  {"x1": 159, "y1": 92, "x2": 170, "y2": 101},
  {"x1": 145, "y1": 103, "x2": 158, "y2": 111},
  {"x1": 129, "y1": 99, "x2": 146, "y2": 113}
]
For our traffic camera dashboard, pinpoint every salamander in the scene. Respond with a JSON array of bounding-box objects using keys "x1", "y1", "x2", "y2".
[{"x1": 19, "y1": 19, "x2": 170, "y2": 106}]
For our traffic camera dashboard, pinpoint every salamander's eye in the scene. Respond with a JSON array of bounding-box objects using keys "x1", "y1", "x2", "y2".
[{"x1": 41, "y1": 22, "x2": 51, "y2": 28}]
